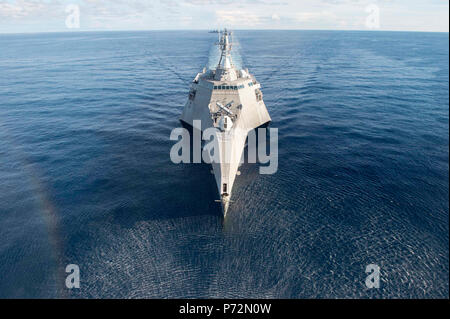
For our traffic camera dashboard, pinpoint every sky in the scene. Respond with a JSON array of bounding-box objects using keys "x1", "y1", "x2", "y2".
[{"x1": 0, "y1": 0, "x2": 448, "y2": 33}]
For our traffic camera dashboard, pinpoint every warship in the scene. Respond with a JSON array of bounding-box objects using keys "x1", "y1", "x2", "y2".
[{"x1": 180, "y1": 29, "x2": 271, "y2": 216}]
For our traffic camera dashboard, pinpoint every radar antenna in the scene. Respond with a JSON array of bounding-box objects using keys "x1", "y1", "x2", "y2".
[{"x1": 216, "y1": 29, "x2": 233, "y2": 69}]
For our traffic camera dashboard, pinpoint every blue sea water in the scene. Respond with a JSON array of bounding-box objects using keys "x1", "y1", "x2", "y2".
[{"x1": 0, "y1": 30, "x2": 448, "y2": 298}]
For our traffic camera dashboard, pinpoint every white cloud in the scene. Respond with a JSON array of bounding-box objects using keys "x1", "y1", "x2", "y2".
[
  {"x1": 179, "y1": 15, "x2": 193, "y2": 25},
  {"x1": 216, "y1": 10, "x2": 260, "y2": 26},
  {"x1": 0, "y1": 0, "x2": 448, "y2": 32},
  {"x1": 296, "y1": 10, "x2": 337, "y2": 23},
  {"x1": 0, "y1": 0, "x2": 63, "y2": 19},
  {"x1": 83, "y1": 0, "x2": 153, "y2": 19}
]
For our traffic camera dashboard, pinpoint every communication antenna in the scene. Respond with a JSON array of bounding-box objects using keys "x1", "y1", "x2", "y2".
[{"x1": 216, "y1": 29, "x2": 233, "y2": 69}]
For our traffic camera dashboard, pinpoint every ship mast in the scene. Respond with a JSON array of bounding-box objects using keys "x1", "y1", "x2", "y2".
[
  {"x1": 214, "y1": 29, "x2": 237, "y2": 81},
  {"x1": 217, "y1": 29, "x2": 233, "y2": 70}
]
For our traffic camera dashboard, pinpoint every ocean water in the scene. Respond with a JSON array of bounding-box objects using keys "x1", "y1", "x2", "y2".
[{"x1": 0, "y1": 30, "x2": 448, "y2": 298}]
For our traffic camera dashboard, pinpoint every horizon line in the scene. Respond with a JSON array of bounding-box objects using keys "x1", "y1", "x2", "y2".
[{"x1": 0, "y1": 28, "x2": 449, "y2": 35}]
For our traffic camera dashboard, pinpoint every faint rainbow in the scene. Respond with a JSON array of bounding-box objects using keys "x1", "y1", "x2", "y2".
[{"x1": 0, "y1": 123, "x2": 68, "y2": 298}]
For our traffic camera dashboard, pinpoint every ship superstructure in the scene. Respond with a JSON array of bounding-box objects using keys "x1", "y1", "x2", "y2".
[{"x1": 180, "y1": 29, "x2": 271, "y2": 216}]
